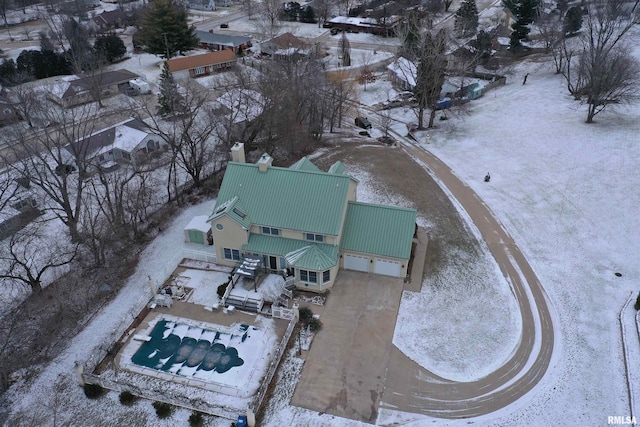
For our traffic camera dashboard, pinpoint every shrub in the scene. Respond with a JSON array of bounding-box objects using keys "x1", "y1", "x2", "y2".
[
  {"x1": 298, "y1": 306, "x2": 313, "y2": 324},
  {"x1": 217, "y1": 282, "x2": 229, "y2": 298},
  {"x1": 152, "y1": 401, "x2": 173, "y2": 419},
  {"x1": 119, "y1": 390, "x2": 137, "y2": 406},
  {"x1": 308, "y1": 317, "x2": 323, "y2": 333},
  {"x1": 189, "y1": 411, "x2": 204, "y2": 427},
  {"x1": 83, "y1": 383, "x2": 106, "y2": 399}
]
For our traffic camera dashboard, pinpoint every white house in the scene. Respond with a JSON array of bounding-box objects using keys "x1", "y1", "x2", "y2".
[{"x1": 63, "y1": 118, "x2": 166, "y2": 169}]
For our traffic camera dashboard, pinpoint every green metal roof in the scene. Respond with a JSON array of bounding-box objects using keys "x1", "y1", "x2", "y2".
[
  {"x1": 206, "y1": 196, "x2": 252, "y2": 229},
  {"x1": 340, "y1": 201, "x2": 416, "y2": 259},
  {"x1": 290, "y1": 156, "x2": 322, "y2": 173},
  {"x1": 243, "y1": 234, "x2": 338, "y2": 270},
  {"x1": 328, "y1": 161, "x2": 345, "y2": 175},
  {"x1": 214, "y1": 162, "x2": 353, "y2": 235}
]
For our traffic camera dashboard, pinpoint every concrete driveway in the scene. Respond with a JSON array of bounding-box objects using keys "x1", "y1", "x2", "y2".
[{"x1": 290, "y1": 270, "x2": 404, "y2": 423}]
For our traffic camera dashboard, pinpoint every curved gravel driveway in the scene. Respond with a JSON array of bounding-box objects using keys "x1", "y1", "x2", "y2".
[{"x1": 380, "y1": 139, "x2": 556, "y2": 418}]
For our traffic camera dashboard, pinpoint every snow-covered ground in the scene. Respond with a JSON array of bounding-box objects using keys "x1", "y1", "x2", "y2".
[{"x1": 3, "y1": 6, "x2": 640, "y2": 427}]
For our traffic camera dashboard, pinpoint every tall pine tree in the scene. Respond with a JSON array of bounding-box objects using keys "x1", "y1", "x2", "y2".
[
  {"x1": 137, "y1": 0, "x2": 198, "y2": 58},
  {"x1": 503, "y1": 0, "x2": 539, "y2": 51},
  {"x1": 157, "y1": 63, "x2": 185, "y2": 116},
  {"x1": 455, "y1": 0, "x2": 479, "y2": 37}
]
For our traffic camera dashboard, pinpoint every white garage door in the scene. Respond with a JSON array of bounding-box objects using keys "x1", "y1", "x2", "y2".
[
  {"x1": 373, "y1": 258, "x2": 402, "y2": 277},
  {"x1": 343, "y1": 254, "x2": 369, "y2": 272}
]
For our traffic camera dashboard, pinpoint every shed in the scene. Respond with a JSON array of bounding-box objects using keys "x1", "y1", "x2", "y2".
[
  {"x1": 465, "y1": 82, "x2": 483, "y2": 100},
  {"x1": 184, "y1": 215, "x2": 212, "y2": 245}
]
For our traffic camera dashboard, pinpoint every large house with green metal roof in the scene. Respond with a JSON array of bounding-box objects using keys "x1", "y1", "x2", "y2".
[{"x1": 206, "y1": 143, "x2": 417, "y2": 292}]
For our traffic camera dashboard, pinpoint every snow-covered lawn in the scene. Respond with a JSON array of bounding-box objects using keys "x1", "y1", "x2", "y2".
[{"x1": 3, "y1": 8, "x2": 640, "y2": 427}]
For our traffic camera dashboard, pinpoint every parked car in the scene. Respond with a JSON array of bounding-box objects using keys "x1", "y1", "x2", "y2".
[
  {"x1": 377, "y1": 135, "x2": 397, "y2": 145},
  {"x1": 220, "y1": 23, "x2": 229, "y2": 28},
  {"x1": 434, "y1": 97, "x2": 452, "y2": 110},
  {"x1": 397, "y1": 91, "x2": 414, "y2": 99},
  {"x1": 382, "y1": 99, "x2": 403, "y2": 110},
  {"x1": 330, "y1": 27, "x2": 341, "y2": 35},
  {"x1": 355, "y1": 117, "x2": 372, "y2": 129}
]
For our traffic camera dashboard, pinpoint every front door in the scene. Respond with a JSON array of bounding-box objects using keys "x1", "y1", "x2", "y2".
[{"x1": 269, "y1": 256, "x2": 277, "y2": 271}]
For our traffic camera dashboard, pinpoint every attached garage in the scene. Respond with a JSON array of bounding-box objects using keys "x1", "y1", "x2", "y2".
[
  {"x1": 343, "y1": 253, "x2": 369, "y2": 272},
  {"x1": 373, "y1": 258, "x2": 402, "y2": 277}
]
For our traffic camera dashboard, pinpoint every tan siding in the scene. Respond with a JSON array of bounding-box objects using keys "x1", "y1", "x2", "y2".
[{"x1": 211, "y1": 216, "x2": 248, "y2": 266}]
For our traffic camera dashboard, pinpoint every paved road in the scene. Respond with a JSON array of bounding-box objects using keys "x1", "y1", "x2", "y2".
[{"x1": 379, "y1": 138, "x2": 556, "y2": 418}]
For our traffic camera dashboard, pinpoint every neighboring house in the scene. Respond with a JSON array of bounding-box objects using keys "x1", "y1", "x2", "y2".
[
  {"x1": 387, "y1": 57, "x2": 417, "y2": 91},
  {"x1": 205, "y1": 143, "x2": 417, "y2": 292},
  {"x1": 324, "y1": 16, "x2": 401, "y2": 36},
  {"x1": 260, "y1": 32, "x2": 309, "y2": 60},
  {"x1": 215, "y1": 88, "x2": 265, "y2": 124},
  {"x1": 49, "y1": 69, "x2": 140, "y2": 108},
  {"x1": 478, "y1": 5, "x2": 513, "y2": 28},
  {"x1": 88, "y1": 9, "x2": 130, "y2": 33},
  {"x1": 166, "y1": 50, "x2": 236, "y2": 79},
  {"x1": 0, "y1": 177, "x2": 40, "y2": 239},
  {"x1": 62, "y1": 118, "x2": 166, "y2": 169},
  {"x1": 187, "y1": 0, "x2": 216, "y2": 10},
  {"x1": 446, "y1": 43, "x2": 479, "y2": 73},
  {"x1": 195, "y1": 30, "x2": 252, "y2": 53}
]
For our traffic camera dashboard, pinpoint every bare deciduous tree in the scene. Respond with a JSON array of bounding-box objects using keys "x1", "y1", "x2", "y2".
[
  {"x1": 326, "y1": 69, "x2": 356, "y2": 132},
  {"x1": 414, "y1": 29, "x2": 448, "y2": 129},
  {"x1": 130, "y1": 79, "x2": 221, "y2": 192},
  {"x1": 253, "y1": 0, "x2": 283, "y2": 38},
  {"x1": 3, "y1": 101, "x2": 103, "y2": 242},
  {"x1": 0, "y1": 221, "x2": 78, "y2": 293},
  {"x1": 562, "y1": 2, "x2": 640, "y2": 123}
]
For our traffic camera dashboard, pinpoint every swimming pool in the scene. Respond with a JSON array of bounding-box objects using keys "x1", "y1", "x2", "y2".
[{"x1": 121, "y1": 315, "x2": 274, "y2": 394}]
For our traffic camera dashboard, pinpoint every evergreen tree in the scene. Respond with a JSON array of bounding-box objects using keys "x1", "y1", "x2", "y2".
[
  {"x1": 137, "y1": 0, "x2": 198, "y2": 58},
  {"x1": 563, "y1": 5, "x2": 582, "y2": 35},
  {"x1": 0, "y1": 58, "x2": 17, "y2": 85},
  {"x1": 340, "y1": 32, "x2": 351, "y2": 67},
  {"x1": 16, "y1": 50, "x2": 71, "y2": 80},
  {"x1": 300, "y1": 6, "x2": 316, "y2": 23},
  {"x1": 455, "y1": 0, "x2": 479, "y2": 37},
  {"x1": 94, "y1": 34, "x2": 127, "y2": 63},
  {"x1": 399, "y1": 12, "x2": 421, "y2": 60},
  {"x1": 157, "y1": 62, "x2": 185, "y2": 116},
  {"x1": 476, "y1": 30, "x2": 492, "y2": 62},
  {"x1": 503, "y1": 0, "x2": 539, "y2": 51},
  {"x1": 284, "y1": 2, "x2": 300, "y2": 21}
]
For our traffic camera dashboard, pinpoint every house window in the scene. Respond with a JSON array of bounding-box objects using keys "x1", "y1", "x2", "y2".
[
  {"x1": 323, "y1": 270, "x2": 330, "y2": 283},
  {"x1": 262, "y1": 226, "x2": 280, "y2": 236},
  {"x1": 216, "y1": 223, "x2": 224, "y2": 230},
  {"x1": 223, "y1": 248, "x2": 240, "y2": 261},
  {"x1": 305, "y1": 233, "x2": 324, "y2": 242},
  {"x1": 195, "y1": 66, "x2": 205, "y2": 75},
  {"x1": 300, "y1": 269, "x2": 317, "y2": 283},
  {"x1": 122, "y1": 152, "x2": 131, "y2": 160}
]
